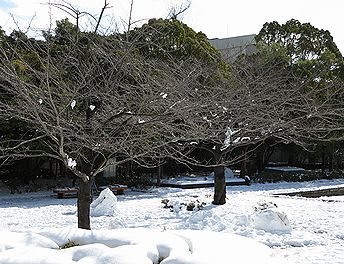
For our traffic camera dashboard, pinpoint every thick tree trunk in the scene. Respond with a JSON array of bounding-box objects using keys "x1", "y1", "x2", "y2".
[
  {"x1": 213, "y1": 164, "x2": 226, "y2": 205},
  {"x1": 213, "y1": 149, "x2": 226, "y2": 205},
  {"x1": 78, "y1": 99, "x2": 93, "y2": 230},
  {"x1": 77, "y1": 179, "x2": 92, "y2": 229}
]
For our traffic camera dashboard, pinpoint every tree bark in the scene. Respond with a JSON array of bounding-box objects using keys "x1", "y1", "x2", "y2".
[
  {"x1": 77, "y1": 178, "x2": 92, "y2": 229},
  {"x1": 213, "y1": 164, "x2": 226, "y2": 205},
  {"x1": 213, "y1": 150, "x2": 226, "y2": 205},
  {"x1": 77, "y1": 96, "x2": 94, "y2": 230}
]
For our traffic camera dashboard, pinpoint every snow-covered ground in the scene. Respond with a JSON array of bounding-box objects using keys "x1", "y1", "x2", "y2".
[{"x1": 0, "y1": 178, "x2": 344, "y2": 263}]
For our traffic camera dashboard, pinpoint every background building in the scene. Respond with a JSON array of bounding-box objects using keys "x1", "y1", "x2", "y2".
[{"x1": 209, "y1": 34, "x2": 256, "y2": 61}]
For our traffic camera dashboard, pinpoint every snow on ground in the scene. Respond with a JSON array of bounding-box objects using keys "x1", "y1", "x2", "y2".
[{"x1": 0, "y1": 178, "x2": 344, "y2": 263}]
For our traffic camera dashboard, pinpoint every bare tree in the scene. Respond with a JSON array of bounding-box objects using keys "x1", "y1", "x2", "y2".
[
  {"x1": 0, "y1": 26, "x2": 219, "y2": 228},
  {"x1": 49, "y1": 0, "x2": 111, "y2": 34},
  {"x1": 195, "y1": 54, "x2": 344, "y2": 204},
  {"x1": 167, "y1": 0, "x2": 191, "y2": 20}
]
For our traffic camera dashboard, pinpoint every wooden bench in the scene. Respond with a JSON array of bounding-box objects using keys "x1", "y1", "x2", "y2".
[
  {"x1": 98, "y1": 185, "x2": 128, "y2": 195},
  {"x1": 53, "y1": 188, "x2": 79, "y2": 199},
  {"x1": 54, "y1": 184, "x2": 128, "y2": 198}
]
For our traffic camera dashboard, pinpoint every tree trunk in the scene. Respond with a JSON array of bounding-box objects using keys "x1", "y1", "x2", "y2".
[
  {"x1": 213, "y1": 150, "x2": 226, "y2": 205},
  {"x1": 77, "y1": 178, "x2": 92, "y2": 229},
  {"x1": 78, "y1": 98, "x2": 93, "y2": 230},
  {"x1": 213, "y1": 164, "x2": 226, "y2": 205}
]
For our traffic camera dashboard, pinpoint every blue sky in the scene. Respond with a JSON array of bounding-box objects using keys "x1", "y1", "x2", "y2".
[{"x1": 0, "y1": 0, "x2": 15, "y2": 10}]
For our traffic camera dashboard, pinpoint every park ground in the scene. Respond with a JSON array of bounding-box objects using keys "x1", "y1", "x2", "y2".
[{"x1": 0, "y1": 178, "x2": 343, "y2": 263}]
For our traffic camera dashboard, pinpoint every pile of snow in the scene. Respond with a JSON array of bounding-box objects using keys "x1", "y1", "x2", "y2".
[
  {"x1": 233, "y1": 200, "x2": 292, "y2": 233},
  {"x1": 0, "y1": 228, "x2": 276, "y2": 264},
  {"x1": 251, "y1": 209, "x2": 291, "y2": 233},
  {"x1": 91, "y1": 188, "x2": 117, "y2": 217},
  {"x1": 0, "y1": 231, "x2": 59, "y2": 251}
]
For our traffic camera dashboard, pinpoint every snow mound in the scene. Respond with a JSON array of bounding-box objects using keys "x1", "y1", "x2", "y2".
[
  {"x1": 163, "y1": 230, "x2": 274, "y2": 264},
  {"x1": 251, "y1": 208, "x2": 292, "y2": 233},
  {"x1": 232, "y1": 201, "x2": 292, "y2": 234},
  {"x1": 0, "y1": 231, "x2": 59, "y2": 252},
  {"x1": 2, "y1": 228, "x2": 275, "y2": 264},
  {"x1": 91, "y1": 188, "x2": 117, "y2": 217}
]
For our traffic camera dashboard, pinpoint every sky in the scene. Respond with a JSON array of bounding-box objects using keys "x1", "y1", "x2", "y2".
[{"x1": 0, "y1": 0, "x2": 343, "y2": 54}]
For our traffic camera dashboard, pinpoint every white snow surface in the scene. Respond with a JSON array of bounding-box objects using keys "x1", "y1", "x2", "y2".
[
  {"x1": 0, "y1": 228, "x2": 273, "y2": 264},
  {"x1": 0, "y1": 178, "x2": 344, "y2": 263},
  {"x1": 90, "y1": 188, "x2": 117, "y2": 217}
]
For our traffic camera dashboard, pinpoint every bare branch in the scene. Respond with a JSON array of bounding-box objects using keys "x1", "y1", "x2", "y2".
[
  {"x1": 94, "y1": 0, "x2": 111, "y2": 33},
  {"x1": 167, "y1": 0, "x2": 191, "y2": 20}
]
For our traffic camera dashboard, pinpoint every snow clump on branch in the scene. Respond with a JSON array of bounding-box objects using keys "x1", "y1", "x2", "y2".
[
  {"x1": 70, "y1": 100, "x2": 76, "y2": 109},
  {"x1": 65, "y1": 154, "x2": 77, "y2": 169}
]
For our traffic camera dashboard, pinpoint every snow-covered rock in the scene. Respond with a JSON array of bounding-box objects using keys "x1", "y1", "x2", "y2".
[
  {"x1": 91, "y1": 188, "x2": 117, "y2": 217},
  {"x1": 232, "y1": 201, "x2": 292, "y2": 234},
  {"x1": 250, "y1": 200, "x2": 292, "y2": 233},
  {"x1": 251, "y1": 208, "x2": 292, "y2": 233}
]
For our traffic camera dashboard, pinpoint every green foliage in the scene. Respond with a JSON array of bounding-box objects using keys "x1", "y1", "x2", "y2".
[
  {"x1": 256, "y1": 19, "x2": 344, "y2": 81},
  {"x1": 242, "y1": 42, "x2": 291, "y2": 69},
  {"x1": 12, "y1": 59, "x2": 28, "y2": 74},
  {"x1": 255, "y1": 19, "x2": 344, "y2": 117},
  {"x1": 127, "y1": 18, "x2": 222, "y2": 64},
  {"x1": 54, "y1": 18, "x2": 79, "y2": 44},
  {"x1": 126, "y1": 18, "x2": 231, "y2": 91},
  {"x1": 256, "y1": 19, "x2": 342, "y2": 61}
]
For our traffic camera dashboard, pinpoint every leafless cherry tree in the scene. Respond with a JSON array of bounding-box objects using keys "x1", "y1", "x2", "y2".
[
  {"x1": 0, "y1": 25, "x2": 219, "y2": 228},
  {"x1": 195, "y1": 55, "x2": 344, "y2": 205}
]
